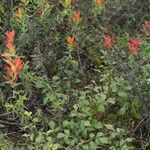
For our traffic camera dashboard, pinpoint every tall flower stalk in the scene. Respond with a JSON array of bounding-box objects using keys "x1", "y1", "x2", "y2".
[{"x1": 1, "y1": 30, "x2": 24, "y2": 86}]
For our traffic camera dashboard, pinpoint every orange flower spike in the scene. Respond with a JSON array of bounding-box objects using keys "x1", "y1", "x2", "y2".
[
  {"x1": 15, "y1": 7, "x2": 24, "y2": 20},
  {"x1": 5, "y1": 30, "x2": 15, "y2": 41},
  {"x1": 13, "y1": 57, "x2": 24, "y2": 73},
  {"x1": 2, "y1": 30, "x2": 23, "y2": 85},
  {"x1": 103, "y1": 35, "x2": 115, "y2": 49},
  {"x1": 3, "y1": 59, "x2": 16, "y2": 73},
  {"x1": 65, "y1": 0, "x2": 72, "y2": 6},
  {"x1": 4, "y1": 30, "x2": 16, "y2": 54},
  {"x1": 66, "y1": 36, "x2": 75, "y2": 47},
  {"x1": 96, "y1": 0, "x2": 105, "y2": 7},
  {"x1": 5, "y1": 30, "x2": 15, "y2": 47},
  {"x1": 3, "y1": 57, "x2": 24, "y2": 83},
  {"x1": 72, "y1": 11, "x2": 83, "y2": 24}
]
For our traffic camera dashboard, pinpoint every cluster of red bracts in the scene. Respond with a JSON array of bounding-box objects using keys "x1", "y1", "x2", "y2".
[
  {"x1": 66, "y1": 33, "x2": 141, "y2": 56},
  {"x1": 102, "y1": 35, "x2": 141, "y2": 56},
  {"x1": 2, "y1": 57, "x2": 24, "y2": 83},
  {"x1": 103, "y1": 35, "x2": 115, "y2": 49},
  {"x1": 128, "y1": 38, "x2": 141, "y2": 55},
  {"x1": 1, "y1": 30, "x2": 24, "y2": 85}
]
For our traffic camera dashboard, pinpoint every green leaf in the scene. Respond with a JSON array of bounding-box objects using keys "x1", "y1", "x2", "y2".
[
  {"x1": 93, "y1": 122, "x2": 103, "y2": 129},
  {"x1": 57, "y1": 133, "x2": 65, "y2": 139},
  {"x1": 89, "y1": 141, "x2": 97, "y2": 150},
  {"x1": 118, "y1": 106, "x2": 126, "y2": 116},
  {"x1": 73, "y1": 104, "x2": 79, "y2": 111},
  {"x1": 69, "y1": 139, "x2": 77, "y2": 147},
  {"x1": 82, "y1": 121, "x2": 91, "y2": 127},
  {"x1": 107, "y1": 98, "x2": 116, "y2": 104},
  {"x1": 96, "y1": 132, "x2": 104, "y2": 137},
  {"x1": 90, "y1": 133, "x2": 95, "y2": 139},
  {"x1": 97, "y1": 105, "x2": 105, "y2": 112},
  {"x1": 99, "y1": 137, "x2": 109, "y2": 144},
  {"x1": 64, "y1": 130, "x2": 70, "y2": 136},
  {"x1": 49, "y1": 121, "x2": 55, "y2": 130},
  {"x1": 52, "y1": 76, "x2": 60, "y2": 81},
  {"x1": 21, "y1": 0, "x2": 30, "y2": 5},
  {"x1": 118, "y1": 91, "x2": 128, "y2": 98},
  {"x1": 62, "y1": 120, "x2": 70, "y2": 127},
  {"x1": 0, "y1": 4, "x2": 4, "y2": 14},
  {"x1": 110, "y1": 132, "x2": 117, "y2": 139},
  {"x1": 125, "y1": 138, "x2": 133, "y2": 142},
  {"x1": 105, "y1": 124, "x2": 115, "y2": 131},
  {"x1": 81, "y1": 144, "x2": 89, "y2": 150},
  {"x1": 29, "y1": 133, "x2": 34, "y2": 142},
  {"x1": 35, "y1": 133, "x2": 44, "y2": 144}
]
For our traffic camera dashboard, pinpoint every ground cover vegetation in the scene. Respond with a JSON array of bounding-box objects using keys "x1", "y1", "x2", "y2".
[{"x1": 0, "y1": 0, "x2": 150, "y2": 149}]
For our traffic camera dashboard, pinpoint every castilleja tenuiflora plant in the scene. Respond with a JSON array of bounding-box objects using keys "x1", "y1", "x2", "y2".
[
  {"x1": 128, "y1": 38, "x2": 141, "y2": 56},
  {"x1": 1, "y1": 30, "x2": 24, "y2": 86}
]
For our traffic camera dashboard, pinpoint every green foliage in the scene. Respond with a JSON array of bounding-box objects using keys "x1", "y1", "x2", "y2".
[
  {"x1": 24, "y1": 131, "x2": 60, "y2": 150},
  {"x1": 0, "y1": 0, "x2": 149, "y2": 149},
  {"x1": 0, "y1": 133, "x2": 13, "y2": 150}
]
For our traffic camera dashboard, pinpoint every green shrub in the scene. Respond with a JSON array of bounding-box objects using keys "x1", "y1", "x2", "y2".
[{"x1": 0, "y1": 0, "x2": 149, "y2": 149}]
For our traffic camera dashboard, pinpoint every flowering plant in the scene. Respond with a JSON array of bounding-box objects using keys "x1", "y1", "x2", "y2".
[
  {"x1": 1, "y1": 30, "x2": 24, "y2": 85},
  {"x1": 128, "y1": 38, "x2": 141, "y2": 55}
]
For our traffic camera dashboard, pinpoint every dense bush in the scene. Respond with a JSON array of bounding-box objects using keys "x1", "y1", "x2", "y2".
[{"x1": 0, "y1": 0, "x2": 150, "y2": 149}]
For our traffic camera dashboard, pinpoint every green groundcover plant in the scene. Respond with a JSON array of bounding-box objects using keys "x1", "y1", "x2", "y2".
[{"x1": 0, "y1": 0, "x2": 149, "y2": 149}]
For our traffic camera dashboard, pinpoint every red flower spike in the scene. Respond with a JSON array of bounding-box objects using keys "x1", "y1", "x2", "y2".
[
  {"x1": 103, "y1": 35, "x2": 115, "y2": 49},
  {"x1": 13, "y1": 57, "x2": 24, "y2": 73},
  {"x1": 66, "y1": 36, "x2": 75, "y2": 47},
  {"x1": 3, "y1": 59, "x2": 16, "y2": 72},
  {"x1": 5, "y1": 30, "x2": 15, "y2": 42},
  {"x1": 128, "y1": 38, "x2": 141, "y2": 55},
  {"x1": 130, "y1": 38, "x2": 141, "y2": 48},
  {"x1": 2, "y1": 30, "x2": 24, "y2": 85},
  {"x1": 3, "y1": 57, "x2": 24, "y2": 83},
  {"x1": 96, "y1": 0, "x2": 105, "y2": 7}
]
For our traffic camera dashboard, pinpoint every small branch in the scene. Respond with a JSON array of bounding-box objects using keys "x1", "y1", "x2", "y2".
[
  {"x1": 128, "y1": 118, "x2": 145, "y2": 136},
  {"x1": 0, "y1": 120, "x2": 21, "y2": 126},
  {"x1": 78, "y1": 133, "x2": 110, "y2": 146},
  {"x1": 0, "y1": 112, "x2": 13, "y2": 117}
]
